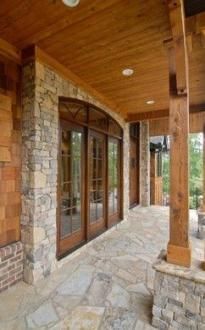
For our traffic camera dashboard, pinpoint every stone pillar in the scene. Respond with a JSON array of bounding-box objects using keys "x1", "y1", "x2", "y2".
[
  {"x1": 152, "y1": 253, "x2": 205, "y2": 329},
  {"x1": 21, "y1": 61, "x2": 58, "y2": 283},
  {"x1": 21, "y1": 57, "x2": 129, "y2": 284},
  {"x1": 198, "y1": 125, "x2": 205, "y2": 239},
  {"x1": 140, "y1": 121, "x2": 150, "y2": 206}
]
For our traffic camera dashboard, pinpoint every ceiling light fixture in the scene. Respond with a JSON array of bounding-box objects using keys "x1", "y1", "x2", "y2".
[
  {"x1": 146, "y1": 100, "x2": 155, "y2": 105},
  {"x1": 62, "y1": 0, "x2": 80, "y2": 7},
  {"x1": 122, "y1": 68, "x2": 134, "y2": 77}
]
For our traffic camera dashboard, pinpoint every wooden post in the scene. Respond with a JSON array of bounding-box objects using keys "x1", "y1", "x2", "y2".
[
  {"x1": 167, "y1": 93, "x2": 191, "y2": 266},
  {"x1": 166, "y1": 0, "x2": 191, "y2": 267}
]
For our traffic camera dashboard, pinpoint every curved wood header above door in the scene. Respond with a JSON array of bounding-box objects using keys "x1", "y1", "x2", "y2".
[{"x1": 59, "y1": 97, "x2": 123, "y2": 139}]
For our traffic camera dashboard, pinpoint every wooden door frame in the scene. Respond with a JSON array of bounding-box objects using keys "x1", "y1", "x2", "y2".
[
  {"x1": 57, "y1": 98, "x2": 124, "y2": 258},
  {"x1": 57, "y1": 120, "x2": 86, "y2": 258},
  {"x1": 107, "y1": 137, "x2": 122, "y2": 227},
  {"x1": 87, "y1": 129, "x2": 107, "y2": 239},
  {"x1": 129, "y1": 124, "x2": 140, "y2": 208}
]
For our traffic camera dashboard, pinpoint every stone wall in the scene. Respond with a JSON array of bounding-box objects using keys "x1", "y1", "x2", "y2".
[
  {"x1": 152, "y1": 258, "x2": 205, "y2": 329},
  {"x1": 140, "y1": 121, "x2": 150, "y2": 207},
  {"x1": 0, "y1": 242, "x2": 23, "y2": 292},
  {"x1": 21, "y1": 60, "x2": 129, "y2": 284}
]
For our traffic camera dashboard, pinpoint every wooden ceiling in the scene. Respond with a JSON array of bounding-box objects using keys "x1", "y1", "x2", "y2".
[{"x1": 0, "y1": 0, "x2": 204, "y2": 118}]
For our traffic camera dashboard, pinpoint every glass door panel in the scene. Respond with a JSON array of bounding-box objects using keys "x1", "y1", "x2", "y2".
[
  {"x1": 108, "y1": 138, "x2": 120, "y2": 225},
  {"x1": 58, "y1": 125, "x2": 85, "y2": 256},
  {"x1": 89, "y1": 132, "x2": 106, "y2": 237}
]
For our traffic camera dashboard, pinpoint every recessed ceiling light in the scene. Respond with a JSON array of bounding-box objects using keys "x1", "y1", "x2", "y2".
[
  {"x1": 146, "y1": 100, "x2": 155, "y2": 105},
  {"x1": 122, "y1": 68, "x2": 134, "y2": 77},
  {"x1": 62, "y1": 0, "x2": 80, "y2": 7}
]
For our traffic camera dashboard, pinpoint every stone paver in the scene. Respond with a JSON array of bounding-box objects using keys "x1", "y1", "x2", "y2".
[{"x1": 0, "y1": 206, "x2": 200, "y2": 330}]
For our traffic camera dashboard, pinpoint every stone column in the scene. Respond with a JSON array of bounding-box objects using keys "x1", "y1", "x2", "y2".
[
  {"x1": 21, "y1": 57, "x2": 129, "y2": 284},
  {"x1": 198, "y1": 125, "x2": 205, "y2": 239},
  {"x1": 140, "y1": 121, "x2": 150, "y2": 206},
  {"x1": 21, "y1": 61, "x2": 59, "y2": 283}
]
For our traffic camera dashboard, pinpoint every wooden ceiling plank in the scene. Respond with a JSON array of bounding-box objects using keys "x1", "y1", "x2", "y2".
[{"x1": 22, "y1": 45, "x2": 124, "y2": 116}]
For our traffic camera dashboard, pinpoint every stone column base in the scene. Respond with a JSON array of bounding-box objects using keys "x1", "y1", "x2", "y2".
[
  {"x1": 152, "y1": 252, "x2": 205, "y2": 329},
  {"x1": 198, "y1": 211, "x2": 205, "y2": 239}
]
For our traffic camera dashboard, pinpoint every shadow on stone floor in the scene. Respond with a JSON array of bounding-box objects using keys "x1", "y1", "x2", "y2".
[{"x1": 0, "y1": 206, "x2": 201, "y2": 330}]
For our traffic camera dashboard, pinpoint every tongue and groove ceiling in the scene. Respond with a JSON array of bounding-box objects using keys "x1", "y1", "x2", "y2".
[{"x1": 0, "y1": 0, "x2": 204, "y2": 117}]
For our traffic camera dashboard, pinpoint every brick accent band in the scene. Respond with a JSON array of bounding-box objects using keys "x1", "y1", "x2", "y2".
[{"x1": 0, "y1": 242, "x2": 23, "y2": 292}]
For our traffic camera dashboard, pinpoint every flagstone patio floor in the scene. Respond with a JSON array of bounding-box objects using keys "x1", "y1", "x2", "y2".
[{"x1": 0, "y1": 206, "x2": 202, "y2": 330}]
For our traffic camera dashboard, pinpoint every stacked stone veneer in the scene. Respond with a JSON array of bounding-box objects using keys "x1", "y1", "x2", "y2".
[
  {"x1": 0, "y1": 242, "x2": 23, "y2": 292},
  {"x1": 140, "y1": 121, "x2": 150, "y2": 207},
  {"x1": 21, "y1": 60, "x2": 129, "y2": 284},
  {"x1": 152, "y1": 257, "x2": 205, "y2": 329}
]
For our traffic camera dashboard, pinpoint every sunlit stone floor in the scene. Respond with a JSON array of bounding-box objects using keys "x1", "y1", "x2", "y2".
[{"x1": 0, "y1": 206, "x2": 201, "y2": 330}]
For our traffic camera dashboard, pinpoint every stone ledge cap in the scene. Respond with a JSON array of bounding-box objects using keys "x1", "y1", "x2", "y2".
[{"x1": 153, "y1": 249, "x2": 205, "y2": 284}]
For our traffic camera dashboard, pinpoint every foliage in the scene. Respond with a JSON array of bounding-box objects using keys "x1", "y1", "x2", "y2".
[{"x1": 162, "y1": 133, "x2": 203, "y2": 209}]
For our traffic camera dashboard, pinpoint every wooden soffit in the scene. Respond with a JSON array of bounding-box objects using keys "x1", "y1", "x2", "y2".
[{"x1": 22, "y1": 45, "x2": 124, "y2": 116}]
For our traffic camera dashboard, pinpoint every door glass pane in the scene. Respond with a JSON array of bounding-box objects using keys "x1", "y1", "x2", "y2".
[
  {"x1": 60, "y1": 130, "x2": 82, "y2": 238},
  {"x1": 60, "y1": 102, "x2": 87, "y2": 123},
  {"x1": 108, "y1": 139, "x2": 119, "y2": 215},
  {"x1": 108, "y1": 118, "x2": 123, "y2": 137},
  {"x1": 89, "y1": 107, "x2": 108, "y2": 131},
  {"x1": 89, "y1": 135, "x2": 105, "y2": 223}
]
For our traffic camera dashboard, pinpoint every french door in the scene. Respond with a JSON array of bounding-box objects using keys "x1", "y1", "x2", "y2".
[
  {"x1": 58, "y1": 122, "x2": 85, "y2": 256},
  {"x1": 58, "y1": 100, "x2": 123, "y2": 257},
  {"x1": 88, "y1": 131, "x2": 106, "y2": 237}
]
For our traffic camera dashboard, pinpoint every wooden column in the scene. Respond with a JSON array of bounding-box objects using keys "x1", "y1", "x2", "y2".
[{"x1": 166, "y1": 0, "x2": 191, "y2": 267}]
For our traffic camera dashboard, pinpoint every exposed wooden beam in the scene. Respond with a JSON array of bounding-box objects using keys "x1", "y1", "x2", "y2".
[
  {"x1": 127, "y1": 110, "x2": 169, "y2": 122},
  {"x1": 126, "y1": 104, "x2": 205, "y2": 122},
  {"x1": 186, "y1": 12, "x2": 205, "y2": 35},
  {"x1": 22, "y1": 45, "x2": 124, "y2": 116},
  {"x1": 0, "y1": 38, "x2": 21, "y2": 64},
  {"x1": 166, "y1": 0, "x2": 191, "y2": 268},
  {"x1": 149, "y1": 111, "x2": 205, "y2": 136}
]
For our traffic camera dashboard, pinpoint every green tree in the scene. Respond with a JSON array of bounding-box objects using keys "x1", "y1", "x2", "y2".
[
  {"x1": 162, "y1": 133, "x2": 203, "y2": 209},
  {"x1": 189, "y1": 133, "x2": 203, "y2": 208}
]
